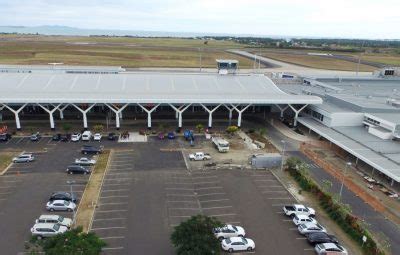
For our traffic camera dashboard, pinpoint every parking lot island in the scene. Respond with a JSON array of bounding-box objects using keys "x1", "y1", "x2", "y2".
[{"x1": 75, "y1": 150, "x2": 111, "y2": 232}]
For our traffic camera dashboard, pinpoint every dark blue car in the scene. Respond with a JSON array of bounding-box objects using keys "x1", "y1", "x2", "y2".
[{"x1": 167, "y1": 132, "x2": 175, "y2": 139}]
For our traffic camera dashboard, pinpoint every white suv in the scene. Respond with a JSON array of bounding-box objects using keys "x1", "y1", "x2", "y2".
[
  {"x1": 293, "y1": 214, "x2": 318, "y2": 226},
  {"x1": 213, "y1": 225, "x2": 246, "y2": 241},
  {"x1": 71, "y1": 133, "x2": 81, "y2": 142},
  {"x1": 31, "y1": 223, "x2": 68, "y2": 239},
  {"x1": 36, "y1": 215, "x2": 72, "y2": 228},
  {"x1": 12, "y1": 154, "x2": 34, "y2": 163}
]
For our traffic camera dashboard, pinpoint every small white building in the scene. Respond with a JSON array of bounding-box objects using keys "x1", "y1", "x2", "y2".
[{"x1": 363, "y1": 113, "x2": 400, "y2": 140}]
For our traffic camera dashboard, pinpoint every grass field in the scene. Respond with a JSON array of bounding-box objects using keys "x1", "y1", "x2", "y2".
[
  {"x1": 0, "y1": 35, "x2": 254, "y2": 68},
  {"x1": 246, "y1": 49, "x2": 377, "y2": 71}
]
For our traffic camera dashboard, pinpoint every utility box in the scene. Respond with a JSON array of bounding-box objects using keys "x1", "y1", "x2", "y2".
[{"x1": 249, "y1": 153, "x2": 282, "y2": 169}]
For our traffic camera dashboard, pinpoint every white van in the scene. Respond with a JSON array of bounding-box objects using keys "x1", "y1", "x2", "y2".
[{"x1": 81, "y1": 131, "x2": 92, "y2": 141}]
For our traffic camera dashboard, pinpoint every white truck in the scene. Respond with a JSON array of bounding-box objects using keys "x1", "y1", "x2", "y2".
[
  {"x1": 189, "y1": 152, "x2": 212, "y2": 161},
  {"x1": 283, "y1": 204, "x2": 315, "y2": 218},
  {"x1": 212, "y1": 137, "x2": 229, "y2": 152}
]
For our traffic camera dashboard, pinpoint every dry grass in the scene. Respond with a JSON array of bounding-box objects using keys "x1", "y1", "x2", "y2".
[
  {"x1": 0, "y1": 152, "x2": 18, "y2": 174},
  {"x1": 0, "y1": 35, "x2": 253, "y2": 68},
  {"x1": 74, "y1": 150, "x2": 111, "y2": 232}
]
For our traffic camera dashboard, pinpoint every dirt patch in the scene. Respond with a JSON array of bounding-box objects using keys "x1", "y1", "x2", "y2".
[
  {"x1": 247, "y1": 132, "x2": 279, "y2": 153},
  {"x1": 74, "y1": 150, "x2": 111, "y2": 232}
]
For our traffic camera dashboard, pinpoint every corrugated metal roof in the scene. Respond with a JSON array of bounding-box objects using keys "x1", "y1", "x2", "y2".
[{"x1": 0, "y1": 72, "x2": 322, "y2": 104}]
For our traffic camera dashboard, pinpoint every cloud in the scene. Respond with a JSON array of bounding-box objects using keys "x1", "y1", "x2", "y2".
[{"x1": 0, "y1": 0, "x2": 398, "y2": 38}]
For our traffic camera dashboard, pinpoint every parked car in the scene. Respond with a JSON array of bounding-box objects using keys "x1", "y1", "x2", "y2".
[
  {"x1": 293, "y1": 214, "x2": 318, "y2": 226},
  {"x1": 0, "y1": 133, "x2": 11, "y2": 142},
  {"x1": 93, "y1": 133, "x2": 102, "y2": 141},
  {"x1": 46, "y1": 200, "x2": 76, "y2": 212},
  {"x1": 36, "y1": 215, "x2": 72, "y2": 228},
  {"x1": 66, "y1": 165, "x2": 91, "y2": 175},
  {"x1": 60, "y1": 134, "x2": 70, "y2": 142},
  {"x1": 213, "y1": 225, "x2": 245, "y2": 241},
  {"x1": 315, "y1": 243, "x2": 347, "y2": 255},
  {"x1": 12, "y1": 153, "x2": 35, "y2": 163},
  {"x1": 167, "y1": 132, "x2": 176, "y2": 139},
  {"x1": 75, "y1": 157, "x2": 96, "y2": 166},
  {"x1": 30, "y1": 132, "x2": 41, "y2": 141},
  {"x1": 189, "y1": 152, "x2": 211, "y2": 161},
  {"x1": 108, "y1": 132, "x2": 118, "y2": 141},
  {"x1": 305, "y1": 232, "x2": 339, "y2": 245},
  {"x1": 82, "y1": 131, "x2": 92, "y2": 141},
  {"x1": 71, "y1": 133, "x2": 81, "y2": 142},
  {"x1": 52, "y1": 134, "x2": 61, "y2": 141},
  {"x1": 221, "y1": 237, "x2": 255, "y2": 253},
  {"x1": 81, "y1": 145, "x2": 103, "y2": 155},
  {"x1": 31, "y1": 223, "x2": 68, "y2": 239},
  {"x1": 283, "y1": 204, "x2": 315, "y2": 217},
  {"x1": 49, "y1": 192, "x2": 77, "y2": 203},
  {"x1": 158, "y1": 132, "x2": 165, "y2": 140},
  {"x1": 298, "y1": 222, "x2": 326, "y2": 235}
]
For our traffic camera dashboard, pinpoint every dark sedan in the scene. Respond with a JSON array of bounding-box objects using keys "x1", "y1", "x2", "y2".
[
  {"x1": 49, "y1": 191, "x2": 77, "y2": 203},
  {"x1": 81, "y1": 145, "x2": 103, "y2": 155},
  {"x1": 305, "y1": 232, "x2": 339, "y2": 245},
  {"x1": 0, "y1": 133, "x2": 11, "y2": 142},
  {"x1": 66, "y1": 165, "x2": 91, "y2": 175}
]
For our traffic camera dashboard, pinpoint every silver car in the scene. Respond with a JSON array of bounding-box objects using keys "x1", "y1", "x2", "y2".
[
  {"x1": 46, "y1": 200, "x2": 76, "y2": 212},
  {"x1": 12, "y1": 154, "x2": 35, "y2": 163},
  {"x1": 31, "y1": 223, "x2": 68, "y2": 239},
  {"x1": 298, "y1": 222, "x2": 326, "y2": 235}
]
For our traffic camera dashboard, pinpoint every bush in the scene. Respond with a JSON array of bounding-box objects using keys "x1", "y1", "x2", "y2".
[{"x1": 226, "y1": 125, "x2": 239, "y2": 134}]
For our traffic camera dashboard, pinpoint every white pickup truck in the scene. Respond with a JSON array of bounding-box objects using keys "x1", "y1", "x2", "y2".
[
  {"x1": 283, "y1": 204, "x2": 315, "y2": 218},
  {"x1": 189, "y1": 152, "x2": 212, "y2": 161},
  {"x1": 212, "y1": 137, "x2": 230, "y2": 152}
]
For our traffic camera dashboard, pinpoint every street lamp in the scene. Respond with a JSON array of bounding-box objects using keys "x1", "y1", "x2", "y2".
[
  {"x1": 339, "y1": 162, "x2": 352, "y2": 201},
  {"x1": 280, "y1": 140, "x2": 286, "y2": 171},
  {"x1": 67, "y1": 180, "x2": 76, "y2": 223}
]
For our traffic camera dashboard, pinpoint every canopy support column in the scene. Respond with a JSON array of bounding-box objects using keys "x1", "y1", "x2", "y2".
[
  {"x1": 57, "y1": 104, "x2": 69, "y2": 119},
  {"x1": 275, "y1": 104, "x2": 289, "y2": 118},
  {"x1": 137, "y1": 104, "x2": 160, "y2": 129},
  {"x1": 72, "y1": 104, "x2": 96, "y2": 130},
  {"x1": 223, "y1": 104, "x2": 234, "y2": 125},
  {"x1": 2, "y1": 103, "x2": 27, "y2": 130},
  {"x1": 169, "y1": 104, "x2": 192, "y2": 129},
  {"x1": 288, "y1": 104, "x2": 308, "y2": 127},
  {"x1": 37, "y1": 104, "x2": 61, "y2": 130},
  {"x1": 231, "y1": 104, "x2": 251, "y2": 128},
  {"x1": 105, "y1": 104, "x2": 129, "y2": 130},
  {"x1": 200, "y1": 104, "x2": 221, "y2": 128}
]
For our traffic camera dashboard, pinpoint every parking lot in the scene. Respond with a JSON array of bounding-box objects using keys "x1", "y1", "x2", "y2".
[{"x1": 1, "y1": 135, "x2": 320, "y2": 255}]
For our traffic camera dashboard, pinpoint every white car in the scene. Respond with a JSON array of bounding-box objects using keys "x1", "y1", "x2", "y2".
[
  {"x1": 46, "y1": 200, "x2": 76, "y2": 212},
  {"x1": 36, "y1": 215, "x2": 72, "y2": 228},
  {"x1": 315, "y1": 243, "x2": 348, "y2": 255},
  {"x1": 298, "y1": 222, "x2": 326, "y2": 235},
  {"x1": 213, "y1": 225, "x2": 246, "y2": 241},
  {"x1": 13, "y1": 153, "x2": 35, "y2": 163},
  {"x1": 283, "y1": 204, "x2": 315, "y2": 218},
  {"x1": 71, "y1": 133, "x2": 81, "y2": 142},
  {"x1": 292, "y1": 214, "x2": 318, "y2": 226},
  {"x1": 221, "y1": 237, "x2": 255, "y2": 253},
  {"x1": 93, "y1": 133, "x2": 102, "y2": 141},
  {"x1": 31, "y1": 223, "x2": 68, "y2": 239},
  {"x1": 189, "y1": 152, "x2": 212, "y2": 161},
  {"x1": 75, "y1": 157, "x2": 96, "y2": 166}
]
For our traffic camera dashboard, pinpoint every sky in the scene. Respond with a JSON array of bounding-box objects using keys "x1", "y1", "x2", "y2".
[{"x1": 0, "y1": 0, "x2": 399, "y2": 39}]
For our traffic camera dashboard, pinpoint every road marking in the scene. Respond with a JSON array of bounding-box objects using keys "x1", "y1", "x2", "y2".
[
  {"x1": 208, "y1": 213, "x2": 236, "y2": 217},
  {"x1": 95, "y1": 209, "x2": 128, "y2": 213},
  {"x1": 91, "y1": 226, "x2": 126, "y2": 231},
  {"x1": 100, "y1": 202, "x2": 129, "y2": 206},
  {"x1": 93, "y1": 217, "x2": 126, "y2": 222},
  {"x1": 100, "y1": 236, "x2": 125, "y2": 240},
  {"x1": 267, "y1": 197, "x2": 293, "y2": 200},
  {"x1": 271, "y1": 204, "x2": 286, "y2": 206},
  {"x1": 200, "y1": 199, "x2": 229, "y2": 203},
  {"x1": 289, "y1": 228, "x2": 298, "y2": 230},
  {"x1": 102, "y1": 247, "x2": 124, "y2": 251},
  {"x1": 100, "y1": 195, "x2": 129, "y2": 199},
  {"x1": 193, "y1": 181, "x2": 219, "y2": 185},
  {"x1": 101, "y1": 189, "x2": 129, "y2": 192},
  {"x1": 191, "y1": 175, "x2": 218, "y2": 179},
  {"x1": 104, "y1": 177, "x2": 132, "y2": 181},
  {"x1": 165, "y1": 182, "x2": 193, "y2": 185},
  {"x1": 16, "y1": 137, "x2": 24, "y2": 144},
  {"x1": 101, "y1": 183, "x2": 130, "y2": 187},
  {"x1": 167, "y1": 200, "x2": 198, "y2": 203},
  {"x1": 106, "y1": 172, "x2": 132, "y2": 176},
  {"x1": 254, "y1": 179, "x2": 276, "y2": 182},
  {"x1": 197, "y1": 193, "x2": 226, "y2": 197},
  {"x1": 165, "y1": 188, "x2": 194, "y2": 191},
  {"x1": 169, "y1": 215, "x2": 192, "y2": 218},
  {"x1": 195, "y1": 187, "x2": 222, "y2": 190},
  {"x1": 169, "y1": 207, "x2": 200, "y2": 210},
  {"x1": 304, "y1": 248, "x2": 314, "y2": 251},
  {"x1": 0, "y1": 186, "x2": 16, "y2": 189},
  {"x1": 296, "y1": 237, "x2": 307, "y2": 240},
  {"x1": 166, "y1": 194, "x2": 196, "y2": 197},
  {"x1": 0, "y1": 192, "x2": 11, "y2": 195},
  {"x1": 282, "y1": 219, "x2": 292, "y2": 222},
  {"x1": 262, "y1": 191, "x2": 288, "y2": 193},
  {"x1": 202, "y1": 206, "x2": 233, "y2": 210}
]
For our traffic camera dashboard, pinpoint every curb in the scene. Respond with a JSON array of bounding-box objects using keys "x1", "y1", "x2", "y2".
[
  {"x1": 0, "y1": 162, "x2": 14, "y2": 176},
  {"x1": 270, "y1": 169, "x2": 300, "y2": 203}
]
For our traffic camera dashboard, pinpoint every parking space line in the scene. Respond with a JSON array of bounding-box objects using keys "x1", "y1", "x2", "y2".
[
  {"x1": 191, "y1": 176, "x2": 218, "y2": 179},
  {"x1": 166, "y1": 194, "x2": 196, "y2": 197},
  {"x1": 101, "y1": 189, "x2": 129, "y2": 192},
  {"x1": 167, "y1": 200, "x2": 198, "y2": 203},
  {"x1": 254, "y1": 179, "x2": 276, "y2": 182},
  {"x1": 100, "y1": 195, "x2": 129, "y2": 199},
  {"x1": 304, "y1": 248, "x2": 314, "y2": 251},
  {"x1": 165, "y1": 188, "x2": 194, "y2": 191},
  {"x1": 202, "y1": 206, "x2": 233, "y2": 210},
  {"x1": 0, "y1": 192, "x2": 11, "y2": 195},
  {"x1": 96, "y1": 209, "x2": 128, "y2": 213},
  {"x1": 199, "y1": 199, "x2": 229, "y2": 203},
  {"x1": 208, "y1": 213, "x2": 236, "y2": 217},
  {"x1": 93, "y1": 217, "x2": 127, "y2": 222},
  {"x1": 262, "y1": 191, "x2": 288, "y2": 193},
  {"x1": 169, "y1": 207, "x2": 200, "y2": 210},
  {"x1": 267, "y1": 197, "x2": 293, "y2": 200},
  {"x1": 195, "y1": 187, "x2": 223, "y2": 191},
  {"x1": 102, "y1": 247, "x2": 124, "y2": 251},
  {"x1": 101, "y1": 183, "x2": 130, "y2": 186},
  {"x1": 100, "y1": 202, "x2": 129, "y2": 206},
  {"x1": 92, "y1": 226, "x2": 126, "y2": 231},
  {"x1": 16, "y1": 137, "x2": 24, "y2": 144},
  {"x1": 193, "y1": 181, "x2": 219, "y2": 185},
  {"x1": 296, "y1": 237, "x2": 307, "y2": 240},
  {"x1": 106, "y1": 173, "x2": 132, "y2": 176},
  {"x1": 197, "y1": 193, "x2": 226, "y2": 197},
  {"x1": 165, "y1": 182, "x2": 193, "y2": 185},
  {"x1": 271, "y1": 204, "x2": 286, "y2": 206},
  {"x1": 100, "y1": 236, "x2": 125, "y2": 240},
  {"x1": 169, "y1": 215, "x2": 192, "y2": 218},
  {"x1": 104, "y1": 177, "x2": 132, "y2": 181}
]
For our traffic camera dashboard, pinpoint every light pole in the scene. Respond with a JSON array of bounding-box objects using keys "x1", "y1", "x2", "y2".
[
  {"x1": 280, "y1": 140, "x2": 286, "y2": 171},
  {"x1": 67, "y1": 180, "x2": 76, "y2": 223},
  {"x1": 339, "y1": 162, "x2": 352, "y2": 201}
]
